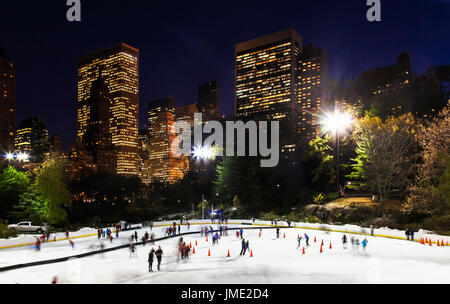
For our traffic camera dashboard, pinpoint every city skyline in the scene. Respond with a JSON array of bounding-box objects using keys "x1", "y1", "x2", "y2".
[{"x1": 1, "y1": 0, "x2": 449, "y2": 150}]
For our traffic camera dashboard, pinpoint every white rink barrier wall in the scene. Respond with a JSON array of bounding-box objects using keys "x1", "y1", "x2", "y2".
[{"x1": 0, "y1": 219, "x2": 448, "y2": 250}]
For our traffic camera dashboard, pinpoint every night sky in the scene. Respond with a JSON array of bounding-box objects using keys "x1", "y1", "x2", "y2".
[{"x1": 1, "y1": 0, "x2": 449, "y2": 149}]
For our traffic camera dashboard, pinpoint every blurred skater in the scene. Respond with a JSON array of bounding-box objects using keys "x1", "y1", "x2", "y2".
[
  {"x1": 155, "y1": 246, "x2": 163, "y2": 271},
  {"x1": 35, "y1": 237, "x2": 41, "y2": 251},
  {"x1": 148, "y1": 248, "x2": 155, "y2": 272},
  {"x1": 342, "y1": 234, "x2": 348, "y2": 249},
  {"x1": 361, "y1": 238, "x2": 368, "y2": 253},
  {"x1": 240, "y1": 238, "x2": 247, "y2": 255}
]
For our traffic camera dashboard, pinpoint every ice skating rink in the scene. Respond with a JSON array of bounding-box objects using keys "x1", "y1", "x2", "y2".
[{"x1": 0, "y1": 224, "x2": 449, "y2": 284}]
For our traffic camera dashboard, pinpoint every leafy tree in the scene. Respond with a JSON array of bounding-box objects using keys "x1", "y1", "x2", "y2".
[
  {"x1": 15, "y1": 158, "x2": 71, "y2": 225},
  {"x1": 308, "y1": 135, "x2": 335, "y2": 186},
  {"x1": 403, "y1": 107, "x2": 450, "y2": 215},
  {"x1": 348, "y1": 112, "x2": 420, "y2": 201},
  {"x1": 0, "y1": 166, "x2": 30, "y2": 220}
]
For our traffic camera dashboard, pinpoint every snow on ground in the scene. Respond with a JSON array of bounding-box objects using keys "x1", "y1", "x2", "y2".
[{"x1": 0, "y1": 225, "x2": 449, "y2": 284}]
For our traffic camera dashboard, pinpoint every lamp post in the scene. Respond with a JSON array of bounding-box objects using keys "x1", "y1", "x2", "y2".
[
  {"x1": 321, "y1": 110, "x2": 352, "y2": 195},
  {"x1": 192, "y1": 145, "x2": 215, "y2": 221}
]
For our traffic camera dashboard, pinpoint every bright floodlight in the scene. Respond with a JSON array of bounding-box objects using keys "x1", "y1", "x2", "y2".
[
  {"x1": 321, "y1": 111, "x2": 353, "y2": 134},
  {"x1": 16, "y1": 152, "x2": 29, "y2": 162},
  {"x1": 192, "y1": 145, "x2": 215, "y2": 160},
  {"x1": 5, "y1": 153, "x2": 14, "y2": 160}
]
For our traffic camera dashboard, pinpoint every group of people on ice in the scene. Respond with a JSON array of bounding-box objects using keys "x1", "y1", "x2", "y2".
[
  {"x1": 177, "y1": 237, "x2": 191, "y2": 260},
  {"x1": 342, "y1": 234, "x2": 368, "y2": 252},
  {"x1": 97, "y1": 227, "x2": 115, "y2": 243},
  {"x1": 240, "y1": 238, "x2": 250, "y2": 255},
  {"x1": 165, "y1": 222, "x2": 181, "y2": 236},
  {"x1": 148, "y1": 246, "x2": 163, "y2": 272}
]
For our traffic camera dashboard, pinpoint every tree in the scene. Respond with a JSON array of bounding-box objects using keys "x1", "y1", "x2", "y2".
[
  {"x1": 348, "y1": 112, "x2": 420, "y2": 201},
  {"x1": 0, "y1": 166, "x2": 30, "y2": 220},
  {"x1": 15, "y1": 158, "x2": 71, "y2": 225},
  {"x1": 403, "y1": 107, "x2": 450, "y2": 215},
  {"x1": 308, "y1": 135, "x2": 336, "y2": 186}
]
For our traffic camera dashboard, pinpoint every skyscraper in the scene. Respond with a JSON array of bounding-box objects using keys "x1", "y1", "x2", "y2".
[
  {"x1": 142, "y1": 97, "x2": 188, "y2": 184},
  {"x1": 0, "y1": 46, "x2": 15, "y2": 153},
  {"x1": 15, "y1": 117, "x2": 50, "y2": 162},
  {"x1": 148, "y1": 97, "x2": 175, "y2": 138},
  {"x1": 77, "y1": 43, "x2": 139, "y2": 176},
  {"x1": 198, "y1": 81, "x2": 219, "y2": 120},
  {"x1": 175, "y1": 103, "x2": 198, "y2": 131},
  {"x1": 356, "y1": 52, "x2": 413, "y2": 116},
  {"x1": 82, "y1": 76, "x2": 116, "y2": 174},
  {"x1": 296, "y1": 44, "x2": 328, "y2": 144},
  {"x1": 235, "y1": 29, "x2": 302, "y2": 121}
]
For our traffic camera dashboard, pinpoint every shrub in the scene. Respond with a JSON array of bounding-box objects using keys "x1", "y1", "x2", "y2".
[
  {"x1": 286, "y1": 212, "x2": 302, "y2": 222},
  {"x1": 303, "y1": 215, "x2": 322, "y2": 224},
  {"x1": 0, "y1": 220, "x2": 17, "y2": 239},
  {"x1": 261, "y1": 211, "x2": 281, "y2": 221}
]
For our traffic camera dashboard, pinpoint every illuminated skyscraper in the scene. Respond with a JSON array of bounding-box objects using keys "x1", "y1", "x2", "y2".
[
  {"x1": 142, "y1": 97, "x2": 188, "y2": 184},
  {"x1": 77, "y1": 43, "x2": 139, "y2": 176},
  {"x1": 15, "y1": 117, "x2": 50, "y2": 162},
  {"x1": 148, "y1": 97, "x2": 175, "y2": 138},
  {"x1": 82, "y1": 76, "x2": 116, "y2": 174},
  {"x1": 296, "y1": 44, "x2": 328, "y2": 144},
  {"x1": 175, "y1": 103, "x2": 198, "y2": 131},
  {"x1": 235, "y1": 29, "x2": 302, "y2": 121},
  {"x1": 0, "y1": 46, "x2": 15, "y2": 152}
]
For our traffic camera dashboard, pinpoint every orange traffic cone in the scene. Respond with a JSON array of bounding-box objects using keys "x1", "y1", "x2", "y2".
[
  {"x1": 219, "y1": 235, "x2": 221, "y2": 240},
  {"x1": 425, "y1": 237, "x2": 428, "y2": 243},
  {"x1": 227, "y1": 250, "x2": 230, "y2": 257},
  {"x1": 259, "y1": 232, "x2": 261, "y2": 237},
  {"x1": 283, "y1": 233, "x2": 285, "y2": 238},
  {"x1": 193, "y1": 247, "x2": 196, "y2": 254},
  {"x1": 302, "y1": 247, "x2": 305, "y2": 255},
  {"x1": 320, "y1": 245, "x2": 323, "y2": 253},
  {"x1": 437, "y1": 240, "x2": 440, "y2": 246},
  {"x1": 208, "y1": 249, "x2": 211, "y2": 256},
  {"x1": 429, "y1": 240, "x2": 432, "y2": 246},
  {"x1": 314, "y1": 236, "x2": 317, "y2": 242},
  {"x1": 321, "y1": 240, "x2": 324, "y2": 246},
  {"x1": 250, "y1": 250, "x2": 253, "y2": 257},
  {"x1": 195, "y1": 240, "x2": 198, "y2": 246},
  {"x1": 297, "y1": 234, "x2": 299, "y2": 239},
  {"x1": 189, "y1": 242, "x2": 192, "y2": 248},
  {"x1": 206, "y1": 236, "x2": 208, "y2": 242},
  {"x1": 329, "y1": 242, "x2": 332, "y2": 249}
]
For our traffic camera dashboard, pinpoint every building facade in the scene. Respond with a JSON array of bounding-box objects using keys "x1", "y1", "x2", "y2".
[
  {"x1": 235, "y1": 29, "x2": 302, "y2": 121},
  {"x1": 175, "y1": 103, "x2": 198, "y2": 131},
  {"x1": 148, "y1": 97, "x2": 175, "y2": 137},
  {"x1": 356, "y1": 52, "x2": 413, "y2": 116},
  {"x1": 77, "y1": 43, "x2": 139, "y2": 176},
  {"x1": 198, "y1": 81, "x2": 219, "y2": 120},
  {"x1": 142, "y1": 97, "x2": 188, "y2": 184},
  {"x1": 15, "y1": 117, "x2": 50, "y2": 162},
  {"x1": 0, "y1": 46, "x2": 15, "y2": 153},
  {"x1": 296, "y1": 44, "x2": 328, "y2": 145}
]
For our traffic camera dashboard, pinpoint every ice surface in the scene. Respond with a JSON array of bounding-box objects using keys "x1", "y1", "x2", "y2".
[{"x1": 0, "y1": 221, "x2": 449, "y2": 284}]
